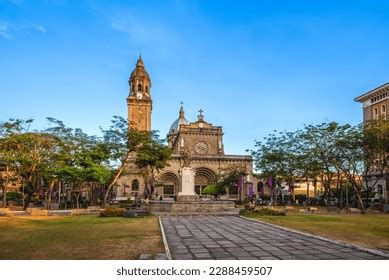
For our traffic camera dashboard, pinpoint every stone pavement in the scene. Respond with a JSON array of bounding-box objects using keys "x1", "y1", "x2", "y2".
[{"x1": 160, "y1": 215, "x2": 387, "y2": 260}]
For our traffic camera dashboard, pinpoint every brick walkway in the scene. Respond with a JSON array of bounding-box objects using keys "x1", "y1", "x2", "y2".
[{"x1": 160, "y1": 215, "x2": 386, "y2": 260}]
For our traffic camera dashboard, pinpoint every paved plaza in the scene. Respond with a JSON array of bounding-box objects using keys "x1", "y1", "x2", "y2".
[{"x1": 160, "y1": 215, "x2": 386, "y2": 260}]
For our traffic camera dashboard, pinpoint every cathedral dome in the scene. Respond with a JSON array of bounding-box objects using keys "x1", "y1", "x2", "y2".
[{"x1": 169, "y1": 105, "x2": 189, "y2": 134}]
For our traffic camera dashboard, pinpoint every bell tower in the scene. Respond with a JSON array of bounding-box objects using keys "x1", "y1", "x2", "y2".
[{"x1": 127, "y1": 56, "x2": 152, "y2": 131}]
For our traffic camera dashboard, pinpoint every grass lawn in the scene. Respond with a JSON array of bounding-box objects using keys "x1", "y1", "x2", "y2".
[
  {"x1": 245, "y1": 212, "x2": 389, "y2": 251},
  {"x1": 0, "y1": 215, "x2": 164, "y2": 260}
]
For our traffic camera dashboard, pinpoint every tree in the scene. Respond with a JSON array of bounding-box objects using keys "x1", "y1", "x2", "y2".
[
  {"x1": 135, "y1": 133, "x2": 172, "y2": 197},
  {"x1": 0, "y1": 119, "x2": 61, "y2": 210},
  {"x1": 300, "y1": 122, "x2": 346, "y2": 207},
  {"x1": 252, "y1": 130, "x2": 305, "y2": 204},
  {"x1": 212, "y1": 166, "x2": 248, "y2": 200},
  {"x1": 101, "y1": 116, "x2": 153, "y2": 204},
  {"x1": 332, "y1": 123, "x2": 366, "y2": 212},
  {"x1": 361, "y1": 118, "x2": 389, "y2": 203},
  {"x1": 46, "y1": 118, "x2": 113, "y2": 209}
]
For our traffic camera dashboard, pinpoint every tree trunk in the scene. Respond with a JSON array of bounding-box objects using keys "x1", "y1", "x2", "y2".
[
  {"x1": 90, "y1": 184, "x2": 99, "y2": 206},
  {"x1": 103, "y1": 165, "x2": 124, "y2": 206},
  {"x1": 47, "y1": 180, "x2": 55, "y2": 210},
  {"x1": 354, "y1": 184, "x2": 365, "y2": 214},
  {"x1": 306, "y1": 179, "x2": 310, "y2": 204},
  {"x1": 23, "y1": 181, "x2": 35, "y2": 210},
  {"x1": 23, "y1": 193, "x2": 32, "y2": 211},
  {"x1": 1, "y1": 186, "x2": 5, "y2": 208},
  {"x1": 73, "y1": 193, "x2": 80, "y2": 215},
  {"x1": 326, "y1": 182, "x2": 331, "y2": 209}
]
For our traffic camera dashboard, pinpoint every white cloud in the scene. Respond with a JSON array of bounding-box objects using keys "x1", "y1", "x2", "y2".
[
  {"x1": 0, "y1": 31, "x2": 13, "y2": 39},
  {"x1": 32, "y1": 24, "x2": 46, "y2": 33},
  {"x1": 0, "y1": 20, "x2": 46, "y2": 39},
  {"x1": 110, "y1": 14, "x2": 177, "y2": 47},
  {"x1": 7, "y1": 0, "x2": 23, "y2": 5},
  {"x1": 0, "y1": 20, "x2": 13, "y2": 39}
]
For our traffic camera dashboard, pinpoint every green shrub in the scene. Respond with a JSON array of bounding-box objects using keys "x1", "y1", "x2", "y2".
[
  {"x1": 6, "y1": 191, "x2": 23, "y2": 202},
  {"x1": 118, "y1": 201, "x2": 133, "y2": 208},
  {"x1": 202, "y1": 184, "x2": 218, "y2": 196},
  {"x1": 239, "y1": 208, "x2": 286, "y2": 217},
  {"x1": 202, "y1": 184, "x2": 226, "y2": 198},
  {"x1": 261, "y1": 194, "x2": 270, "y2": 200},
  {"x1": 99, "y1": 208, "x2": 124, "y2": 217}
]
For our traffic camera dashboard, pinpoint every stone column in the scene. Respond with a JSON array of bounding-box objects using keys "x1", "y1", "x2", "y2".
[{"x1": 177, "y1": 167, "x2": 199, "y2": 202}]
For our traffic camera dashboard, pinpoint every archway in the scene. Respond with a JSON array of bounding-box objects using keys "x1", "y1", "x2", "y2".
[
  {"x1": 257, "y1": 181, "x2": 264, "y2": 196},
  {"x1": 194, "y1": 167, "x2": 216, "y2": 196},
  {"x1": 158, "y1": 172, "x2": 179, "y2": 198}
]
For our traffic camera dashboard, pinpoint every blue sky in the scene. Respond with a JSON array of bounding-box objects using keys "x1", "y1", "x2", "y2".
[{"x1": 1, "y1": 0, "x2": 389, "y2": 155}]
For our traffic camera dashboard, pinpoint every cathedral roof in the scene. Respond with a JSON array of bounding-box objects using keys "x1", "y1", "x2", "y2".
[
  {"x1": 169, "y1": 104, "x2": 189, "y2": 134},
  {"x1": 130, "y1": 56, "x2": 150, "y2": 80}
]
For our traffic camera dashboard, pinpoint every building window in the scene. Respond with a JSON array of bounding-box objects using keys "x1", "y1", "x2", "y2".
[
  {"x1": 373, "y1": 107, "x2": 378, "y2": 119},
  {"x1": 131, "y1": 179, "x2": 139, "y2": 192},
  {"x1": 377, "y1": 185, "x2": 383, "y2": 196},
  {"x1": 138, "y1": 84, "x2": 142, "y2": 92},
  {"x1": 382, "y1": 104, "x2": 386, "y2": 119}
]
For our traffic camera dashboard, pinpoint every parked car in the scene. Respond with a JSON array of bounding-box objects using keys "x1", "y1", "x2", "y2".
[{"x1": 371, "y1": 198, "x2": 383, "y2": 210}]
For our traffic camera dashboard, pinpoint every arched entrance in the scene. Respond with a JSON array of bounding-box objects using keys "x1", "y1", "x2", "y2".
[
  {"x1": 257, "y1": 181, "x2": 264, "y2": 196},
  {"x1": 158, "y1": 172, "x2": 179, "y2": 198},
  {"x1": 194, "y1": 167, "x2": 216, "y2": 196},
  {"x1": 131, "y1": 179, "x2": 140, "y2": 196}
]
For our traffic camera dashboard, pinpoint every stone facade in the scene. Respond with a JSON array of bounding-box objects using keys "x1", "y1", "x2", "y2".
[
  {"x1": 354, "y1": 83, "x2": 389, "y2": 202},
  {"x1": 116, "y1": 57, "x2": 263, "y2": 200},
  {"x1": 127, "y1": 56, "x2": 152, "y2": 131},
  {"x1": 354, "y1": 83, "x2": 388, "y2": 122}
]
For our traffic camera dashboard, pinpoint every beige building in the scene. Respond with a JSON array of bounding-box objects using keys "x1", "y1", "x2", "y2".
[
  {"x1": 354, "y1": 83, "x2": 389, "y2": 202},
  {"x1": 116, "y1": 57, "x2": 258, "y2": 200},
  {"x1": 354, "y1": 83, "x2": 388, "y2": 122}
]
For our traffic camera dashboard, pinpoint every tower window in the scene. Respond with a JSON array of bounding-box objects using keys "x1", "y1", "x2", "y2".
[
  {"x1": 145, "y1": 85, "x2": 148, "y2": 93},
  {"x1": 132, "y1": 85, "x2": 134, "y2": 92},
  {"x1": 138, "y1": 84, "x2": 142, "y2": 91}
]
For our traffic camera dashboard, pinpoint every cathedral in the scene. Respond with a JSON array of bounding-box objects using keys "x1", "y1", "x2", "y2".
[{"x1": 116, "y1": 57, "x2": 257, "y2": 200}]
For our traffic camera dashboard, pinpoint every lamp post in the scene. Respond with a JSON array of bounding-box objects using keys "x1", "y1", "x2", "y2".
[{"x1": 178, "y1": 169, "x2": 182, "y2": 194}]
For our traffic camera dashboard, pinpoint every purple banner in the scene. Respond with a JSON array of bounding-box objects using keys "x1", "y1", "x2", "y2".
[
  {"x1": 268, "y1": 177, "x2": 273, "y2": 189},
  {"x1": 248, "y1": 183, "x2": 254, "y2": 198}
]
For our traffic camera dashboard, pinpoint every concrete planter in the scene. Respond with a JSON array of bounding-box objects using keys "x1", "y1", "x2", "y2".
[
  {"x1": 27, "y1": 209, "x2": 49, "y2": 216},
  {"x1": 149, "y1": 200, "x2": 235, "y2": 213}
]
